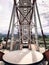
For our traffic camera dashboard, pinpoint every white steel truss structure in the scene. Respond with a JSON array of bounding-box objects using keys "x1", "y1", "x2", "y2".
[{"x1": 6, "y1": 0, "x2": 46, "y2": 51}]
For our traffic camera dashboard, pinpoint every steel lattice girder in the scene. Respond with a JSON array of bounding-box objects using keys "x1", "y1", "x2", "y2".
[{"x1": 14, "y1": 0, "x2": 36, "y2": 25}]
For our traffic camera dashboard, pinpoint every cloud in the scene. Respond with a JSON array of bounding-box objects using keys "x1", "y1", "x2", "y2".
[
  {"x1": 0, "y1": 5, "x2": 3, "y2": 12},
  {"x1": 37, "y1": 0, "x2": 49, "y2": 14},
  {"x1": 0, "y1": 0, "x2": 49, "y2": 35},
  {"x1": 0, "y1": 0, "x2": 13, "y2": 34}
]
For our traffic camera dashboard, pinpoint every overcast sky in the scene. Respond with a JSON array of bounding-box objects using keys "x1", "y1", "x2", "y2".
[{"x1": 0, "y1": 0, "x2": 49, "y2": 35}]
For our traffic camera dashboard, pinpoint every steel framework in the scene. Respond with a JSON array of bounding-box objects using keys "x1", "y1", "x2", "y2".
[{"x1": 6, "y1": 0, "x2": 46, "y2": 51}]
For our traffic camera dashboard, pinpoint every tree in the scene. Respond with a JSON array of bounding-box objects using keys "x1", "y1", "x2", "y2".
[
  {"x1": 4, "y1": 37, "x2": 7, "y2": 41},
  {"x1": 0, "y1": 39, "x2": 2, "y2": 43},
  {"x1": 44, "y1": 35, "x2": 47, "y2": 38}
]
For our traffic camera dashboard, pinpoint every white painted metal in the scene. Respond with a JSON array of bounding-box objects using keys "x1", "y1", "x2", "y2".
[
  {"x1": 9, "y1": 0, "x2": 40, "y2": 50},
  {"x1": 3, "y1": 49, "x2": 44, "y2": 64},
  {"x1": 10, "y1": 6, "x2": 15, "y2": 51},
  {"x1": 34, "y1": 3, "x2": 39, "y2": 51}
]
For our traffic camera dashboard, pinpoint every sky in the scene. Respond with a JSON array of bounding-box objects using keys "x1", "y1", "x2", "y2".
[{"x1": 0, "y1": 0, "x2": 49, "y2": 35}]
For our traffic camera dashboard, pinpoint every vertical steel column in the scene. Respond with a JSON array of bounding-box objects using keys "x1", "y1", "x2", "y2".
[
  {"x1": 34, "y1": 3, "x2": 39, "y2": 51},
  {"x1": 6, "y1": 5, "x2": 15, "y2": 49},
  {"x1": 20, "y1": 25, "x2": 23, "y2": 50},
  {"x1": 10, "y1": 5, "x2": 15, "y2": 51},
  {"x1": 28, "y1": 25, "x2": 31, "y2": 50},
  {"x1": 36, "y1": 3, "x2": 46, "y2": 49}
]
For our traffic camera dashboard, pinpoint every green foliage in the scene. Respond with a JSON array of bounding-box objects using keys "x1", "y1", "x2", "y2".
[
  {"x1": 43, "y1": 35, "x2": 47, "y2": 38},
  {"x1": 0, "y1": 39, "x2": 2, "y2": 43},
  {"x1": 38, "y1": 35, "x2": 42, "y2": 38},
  {"x1": 4, "y1": 37, "x2": 7, "y2": 41}
]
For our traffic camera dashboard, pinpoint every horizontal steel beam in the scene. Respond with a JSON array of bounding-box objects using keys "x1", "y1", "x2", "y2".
[{"x1": 15, "y1": 6, "x2": 33, "y2": 8}]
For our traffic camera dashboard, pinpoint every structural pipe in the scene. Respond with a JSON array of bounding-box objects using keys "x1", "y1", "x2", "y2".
[
  {"x1": 34, "y1": 3, "x2": 39, "y2": 51},
  {"x1": 10, "y1": 6, "x2": 15, "y2": 51}
]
